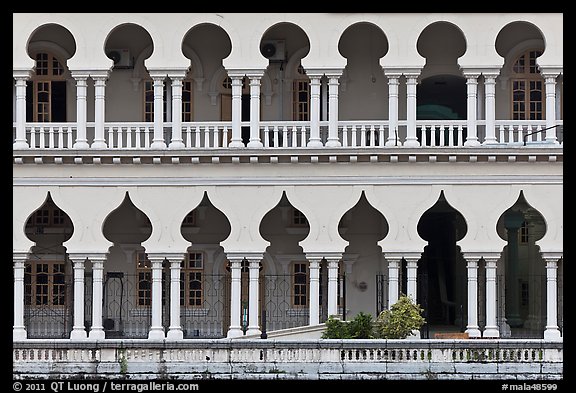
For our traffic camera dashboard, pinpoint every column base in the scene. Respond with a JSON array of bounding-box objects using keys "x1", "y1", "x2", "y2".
[
  {"x1": 70, "y1": 328, "x2": 88, "y2": 340},
  {"x1": 385, "y1": 139, "x2": 401, "y2": 147},
  {"x1": 13, "y1": 141, "x2": 29, "y2": 149},
  {"x1": 482, "y1": 139, "x2": 499, "y2": 145},
  {"x1": 229, "y1": 140, "x2": 245, "y2": 148},
  {"x1": 465, "y1": 327, "x2": 482, "y2": 338},
  {"x1": 226, "y1": 326, "x2": 244, "y2": 338},
  {"x1": 247, "y1": 140, "x2": 264, "y2": 148},
  {"x1": 464, "y1": 139, "x2": 481, "y2": 147},
  {"x1": 13, "y1": 327, "x2": 27, "y2": 341},
  {"x1": 544, "y1": 327, "x2": 562, "y2": 341},
  {"x1": 88, "y1": 328, "x2": 105, "y2": 340},
  {"x1": 73, "y1": 141, "x2": 90, "y2": 149},
  {"x1": 90, "y1": 141, "x2": 108, "y2": 149},
  {"x1": 306, "y1": 139, "x2": 324, "y2": 148},
  {"x1": 148, "y1": 327, "x2": 166, "y2": 340},
  {"x1": 325, "y1": 139, "x2": 341, "y2": 147},
  {"x1": 403, "y1": 139, "x2": 420, "y2": 148},
  {"x1": 483, "y1": 326, "x2": 500, "y2": 338},
  {"x1": 545, "y1": 137, "x2": 559, "y2": 144},
  {"x1": 166, "y1": 328, "x2": 184, "y2": 340},
  {"x1": 246, "y1": 327, "x2": 262, "y2": 336},
  {"x1": 168, "y1": 141, "x2": 185, "y2": 149},
  {"x1": 150, "y1": 141, "x2": 167, "y2": 149}
]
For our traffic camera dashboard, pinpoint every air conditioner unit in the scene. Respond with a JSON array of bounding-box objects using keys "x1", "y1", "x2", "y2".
[
  {"x1": 260, "y1": 40, "x2": 285, "y2": 61},
  {"x1": 106, "y1": 48, "x2": 132, "y2": 68}
]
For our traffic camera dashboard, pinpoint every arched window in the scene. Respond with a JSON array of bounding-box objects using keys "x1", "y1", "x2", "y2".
[
  {"x1": 511, "y1": 50, "x2": 544, "y2": 120},
  {"x1": 27, "y1": 52, "x2": 67, "y2": 122},
  {"x1": 292, "y1": 64, "x2": 309, "y2": 121}
]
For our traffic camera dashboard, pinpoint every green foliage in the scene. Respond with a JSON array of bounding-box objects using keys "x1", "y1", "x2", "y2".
[
  {"x1": 118, "y1": 349, "x2": 128, "y2": 374},
  {"x1": 375, "y1": 294, "x2": 426, "y2": 339},
  {"x1": 322, "y1": 312, "x2": 374, "y2": 339}
]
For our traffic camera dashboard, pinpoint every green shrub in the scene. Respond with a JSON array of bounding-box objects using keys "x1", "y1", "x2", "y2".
[
  {"x1": 375, "y1": 295, "x2": 426, "y2": 339},
  {"x1": 322, "y1": 315, "x2": 352, "y2": 339},
  {"x1": 347, "y1": 312, "x2": 374, "y2": 339}
]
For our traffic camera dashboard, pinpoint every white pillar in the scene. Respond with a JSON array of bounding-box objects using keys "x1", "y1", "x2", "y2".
[
  {"x1": 404, "y1": 74, "x2": 420, "y2": 147},
  {"x1": 168, "y1": 74, "x2": 186, "y2": 149},
  {"x1": 229, "y1": 74, "x2": 244, "y2": 148},
  {"x1": 72, "y1": 73, "x2": 90, "y2": 149},
  {"x1": 88, "y1": 256, "x2": 106, "y2": 340},
  {"x1": 483, "y1": 257, "x2": 500, "y2": 338},
  {"x1": 246, "y1": 258, "x2": 262, "y2": 335},
  {"x1": 247, "y1": 73, "x2": 264, "y2": 148},
  {"x1": 150, "y1": 75, "x2": 167, "y2": 149},
  {"x1": 308, "y1": 258, "x2": 321, "y2": 325},
  {"x1": 91, "y1": 74, "x2": 108, "y2": 149},
  {"x1": 307, "y1": 74, "x2": 323, "y2": 147},
  {"x1": 148, "y1": 257, "x2": 165, "y2": 339},
  {"x1": 167, "y1": 258, "x2": 183, "y2": 340},
  {"x1": 542, "y1": 73, "x2": 559, "y2": 144},
  {"x1": 227, "y1": 258, "x2": 243, "y2": 337},
  {"x1": 406, "y1": 258, "x2": 418, "y2": 301},
  {"x1": 327, "y1": 258, "x2": 340, "y2": 317},
  {"x1": 387, "y1": 258, "x2": 400, "y2": 308},
  {"x1": 464, "y1": 73, "x2": 480, "y2": 146},
  {"x1": 385, "y1": 73, "x2": 401, "y2": 146},
  {"x1": 70, "y1": 257, "x2": 87, "y2": 339},
  {"x1": 14, "y1": 73, "x2": 30, "y2": 149},
  {"x1": 483, "y1": 74, "x2": 498, "y2": 144},
  {"x1": 325, "y1": 74, "x2": 341, "y2": 147},
  {"x1": 464, "y1": 257, "x2": 481, "y2": 337},
  {"x1": 13, "y1": 254, "x2": 28, "y2": 340},
  {"x1": 543, "y1": 257, "x2": 562, "y2": 340}
]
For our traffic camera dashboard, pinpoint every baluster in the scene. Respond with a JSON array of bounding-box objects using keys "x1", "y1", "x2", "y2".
[
  {"x1": 301, "y1": 126, "x2": 307, "y2": 147},
  {"x1": 498, "y1": 124, "x2": 505, "y2": 143},
  {"x1": 222, "y1": 126, "x2": 229, "y2": 148},
  {"x1": 369, "y1": 125, "x2": 376, "y2": 147},
  {"x1": 282, "y1": 126, "x2": 288, "y2": 148},
  {"x1": 342, "y1": 125, "x2": 349, "y2": 147},
  {"x1": 67, "y1": 127, "x2": 74, "y2": 148},
  {"x1": 360, "y1": 125, "x2": 366, "y2": 147},
  {"x1": 57, "y1": 126, "x2": 64, "y2": 148},
  {"x1": 184, "y1": 126, "x2": 191, "y2": 148},
  {"x1": 421, "y1": 126, "x2": 427, "y2": 146},
  {"x1": 107, "y1": 126, "x2": 114, "y2": 149},
  {"x1": 125, "y1": 126, "x2": 132, "y2": 149},
  {"x1": 194, "y1": 126, "x2": 201, "y2": 148},
  {"x1": 144, "y1": 126, "x2": 151, "y2": 148},
  {"x1": 508, "y1": 125, "x2": 514, "y2": 144},
  {"x1": 351, "y1": 125, "x2": 358, "y2": 147},
  {"x1": 39, "y1": 126, "x2": 46, "y2": 148},
  {"x1": 536, "y1": 125, "x2": 542, "y2": 142},
  {"x1": 263, "y1": 126, "x2": 270, "y2": 148},
  {"x1": 117, "y1": 126, "x2": 124, "y2": 149},
  {"x1": 134, "y1": 126, "x2": 141, "y2": 149},
  {"x1": 379, "y1": 125, "x2": 385, "y2": 147},
  {"x1": 28, "y1": 126, "x2": 35, "y2": 149},
  {"x1": 47, "y1": 126, "x2": 54, "y2": 149},
  {"x1": 204, "y1": 126, "x2": 211, "y2": 148},
  {"x1": 439, "y1": 125, "x2": 446, "y2": 147},
  {"x1": 457, "y1": 125, "x2": 463, "y2": 146},
  {"x1": 291, "y1": 126, "x2": 298, "y2": 147},
  {"x1": 273, "y1": 126, "x2": 279, "y2": 148}
]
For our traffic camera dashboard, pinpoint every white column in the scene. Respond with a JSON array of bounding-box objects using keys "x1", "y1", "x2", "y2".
[
  {"x1": 385, "y1": 73, "x2": 400, "y2": 146},
  {"x1": 406, "y1": 258, "x2": 418, "y2": 302},
  {"x1": 14, "y1": 74, "x2": 30, "y2": 149},
  {"x1": 325, "y1": 74, "x2": 341, "y2": 147},
  {"x1": 387, "y1": 258, "x2": 400, "y2": 308},
  {"x1": 91, "y1": 74, "x2": 108, "y2": 149},
  {"x1": 543, "y1": 257, "x2": 562, "y2": 340},
  {"x1": 227, "y1": 257, "x2": 243, "y2": 337},
  {"x1": 167, "y1": 258, "x2": 183, "y2": 340},
  {"x1": 246, "y1": 258, "x2": 262, "y2": 335},
  {"x1": 464, "y1": 73, "x2": 480, "y2": 146},
  {"x1": 70, "y1": 257, "x2": 87, "y2": 339},
  {"x1": 308, "y1": 258, "x2": 321, "y2": 325},
  {"x1": 483, "y1": 74, "x2": 498, "y2": 144},
  {"x1": 169, "y1": 75, "x2": 185, "y2": 149},
  {"x1": 404, "y1": 74, "x2": 420, "y2": 147},
  {"x1": 229, "y1": 74, "x2": 244, "y2": 148},
  {"x1": 88, "y1": 256, "x2": 106, "y2": 340},
  {"x1": 13, "y1": 254, "x2": 28, "y2": 340},
  {"x1": 150, "y1": 75, "x2": 167, "y2": 149},
  {"x1": 483, "y1": 257, "x2": 500, "y2": 338},
  {"x1": 72, "y1": 73, "x2": 90, "y2": 149},
  {"x1": 327, "y1": 258, "x2": 340, "y2": 317},
  {"x1": 148, "y1": 257, "x2": 165, "y2": 339},
  {"x1": 307, "y1": 74, "x2": 323, "y2": 147},
  {"x1": 543, "y1": 73, "x2": 559, "y2": 144},
  {"x1": 247, "y1": 73, "x2": 264, "y2": 148},
  {"x1": 464, "y1": 257, "x2": 481, "y2": 337}
]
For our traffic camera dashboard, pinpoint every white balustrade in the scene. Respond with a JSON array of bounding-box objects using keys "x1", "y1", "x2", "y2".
[
  {"x1": 338, "y1": 121, "x2": 389, "y2": 147},
  {"x1": 415, "y1": 121, "x2": 467, "y2": 147},
  {"x1": 494, "y1": 121, "x2": 547, "y2": 145}
]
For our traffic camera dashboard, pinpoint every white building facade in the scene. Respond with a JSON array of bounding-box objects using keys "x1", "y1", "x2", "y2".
[{"x1": 13, "y1": 13, "x2": 562, "y2": 349}]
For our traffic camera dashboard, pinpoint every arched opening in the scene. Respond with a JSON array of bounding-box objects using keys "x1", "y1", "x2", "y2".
[
  {"x1": 497, "y1": 191, "x2": 546, "y2": 338},
  {"x1": 24, "y1": 192, "x2": 74, "y2": 338},
  {"x1": 259, "y1": 191, "x2": 311, "y2": 330},
  {"x1": 101, "y1": 192, "x2": 153, "y2": 338},
  {"x1": 338, "y1": 191, "x2": 388, "y2": 319},
  {"x1": 260, "y1": 23, "x2": 310, "y2": 122},
  {"x1": 338, "y1": 22, "x2": 389, "y2": 121},
  {"x1": 104, "y1": 24, "x2": 153, "y2": 123},
  {"x1": 417, "y1": 191, "x2": 468, "y2": 337},
  {"x1": 26, "y1": 24, "x2": 76, "y2": 127},
  {"x1": 179, "y1": 192, "x2": 231, "y2": 338}
]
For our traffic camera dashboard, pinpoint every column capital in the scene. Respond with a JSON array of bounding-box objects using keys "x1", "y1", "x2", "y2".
[
  {"x1": 13, "y1": 252, "x2": 31, "y2": 263},
  {"x1": 541, "y1": 252, "x2": 562, "y2": 263},
  {"x1": 461, "y1": 252, "x2": 485, "y2": 262},
  {"x1": 70, "y1": 70, "x2": 90, "y2": 80},
  {"x1": 226, "y1": 69, "x2": 246, "y2": 79},
  {"x1": 89, "y1": 69, "x2": 111, "y2": 80},
  {"x1": 383, "y1": 71, "x2": 402, "y2": 79},
  {"x1": 13, "y1": 69, "x2": 33, "y2": 80},
  {"x1": 463, "y1": 73, "x2": 480, "y2": 81},
  {"x1": 539, "y1": 67, "x2": 562, "y2": 78},
  {"x1": 479, "y1": 252, "x2": 502, "y2": 264},
  {"x1": 226, "y1": 252, "x2": 264, "y2": 262},
  {"x1": 67, "y1": 253, "x2": 89, "y2": 263},
  {"x1": 166, "y1": 69, "x2": 188, "y2": 80},
  {"x1": 245, "y1": 70, "x2": 265, "y2": 79},
  {"x1": 148, "y1": 70, "x2": 168, "y2": 81}
]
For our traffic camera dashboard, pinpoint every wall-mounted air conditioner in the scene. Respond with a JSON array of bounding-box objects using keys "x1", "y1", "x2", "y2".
[
  {"x1": 106, "y1": 49, "x2": 132, "y2": 68},
  {"x1": 260, "y1": 40, "x2": 286, "y2": 61}
]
